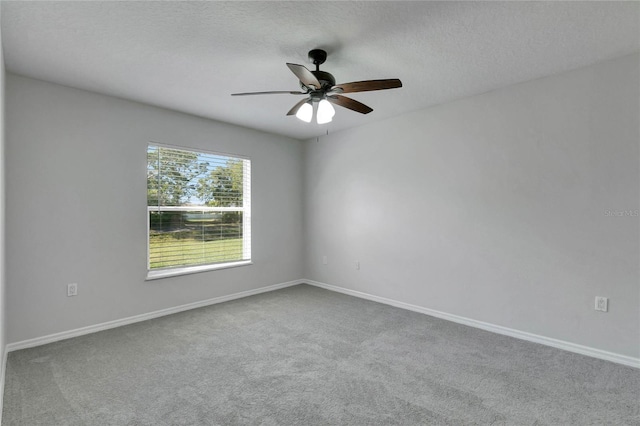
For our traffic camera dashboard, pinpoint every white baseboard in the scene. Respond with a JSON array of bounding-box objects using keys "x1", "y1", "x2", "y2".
[
  {"x1": 305, "y1": 280, "x2": 640, "y2": 369},
  {"x1": 6, "y1": 278, "x2": 638, "y2": 370},
  {"x1": 6, "y1": 279, "x2": 304, "y2": 353}
]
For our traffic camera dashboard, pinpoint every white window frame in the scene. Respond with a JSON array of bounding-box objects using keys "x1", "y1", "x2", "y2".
[{"x1": 146, "y1": 143, "x2": 252, "y2": 280}]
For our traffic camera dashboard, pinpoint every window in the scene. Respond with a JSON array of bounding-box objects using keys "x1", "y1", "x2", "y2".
[{"x1": 147, "y1": 144, "x2": 251, "y2": 279}]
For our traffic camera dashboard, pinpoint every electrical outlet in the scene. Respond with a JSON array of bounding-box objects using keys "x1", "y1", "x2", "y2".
[
  {"x1": 595, "y1": 296, "x2": 608, "y2": 312},
  {"x1": 355, "y1": 260, "x2": 360, "y2": 270},
  {"x1": 67, "y1": 283, "x2": 78, "y2": 297},
  {"x1": 322, "y1": 256, "x2": 327, "y2": 265}
]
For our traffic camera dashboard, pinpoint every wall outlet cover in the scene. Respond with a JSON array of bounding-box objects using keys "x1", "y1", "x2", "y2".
[
  {"x1": 67, "y1": 283, "x2": 78, "y2": 297},
  {"x1": 595, "y1": 296, "x2": 608, "y2": 312}
]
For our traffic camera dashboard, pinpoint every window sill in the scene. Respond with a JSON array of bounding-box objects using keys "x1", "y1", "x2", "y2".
[{"x1": 146, "y1": 260, "x2": 252, "y2": 281}]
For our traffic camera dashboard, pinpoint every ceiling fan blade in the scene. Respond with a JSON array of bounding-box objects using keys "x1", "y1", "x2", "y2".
[
  {"x1": 286, "y1": 98, "x2": 310, "y2": 116},
  {"x1": 331, "y1": 79, "x2": 402, "y2": 94},
  {"x1": 231, "y1": 90, "x2": 306, "y2": 96},
  {"x1": 286, "y1": 63, "x2": 322, "y2": 89},
  {"x1": 327, "y1": 95, "x2": 373, "y2": 114}
]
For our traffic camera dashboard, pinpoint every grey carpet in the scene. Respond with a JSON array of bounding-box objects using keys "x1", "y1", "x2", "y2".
[{"x1": 2, "y1": 284, "x2": 639, "y2": 425}]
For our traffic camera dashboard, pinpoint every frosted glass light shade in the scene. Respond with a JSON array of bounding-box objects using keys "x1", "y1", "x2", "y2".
[
  {"x1": 316, "y1": 99, "x2": 335, "y2": 124},
  {"x1": 296, "y1": 102, "x2": 313, "y2": 123}
]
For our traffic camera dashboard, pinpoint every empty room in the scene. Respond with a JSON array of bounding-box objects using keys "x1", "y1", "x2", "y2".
[{"x1": 0, "y1": 1, "x2": 638, "y2": 425}]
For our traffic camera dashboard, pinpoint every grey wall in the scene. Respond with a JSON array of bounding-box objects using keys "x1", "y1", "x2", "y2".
[
  {"x1": 304, "y1": 54, "x2": 640, "y2": 358},
  {"x1": 5, "y1": 74, "x2": 304, "y2": 343},
  {"x1": 0, "y1": 5, "x2": 6, "y2": 375}
]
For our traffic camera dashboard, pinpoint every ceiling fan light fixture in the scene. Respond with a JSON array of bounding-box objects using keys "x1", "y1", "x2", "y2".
[
  {"x1": 316, "y1": 99, "x2": 335, "y2": 124},
  {"x1": 296, "y1": 101, "x2": 313, "y2": 123}
]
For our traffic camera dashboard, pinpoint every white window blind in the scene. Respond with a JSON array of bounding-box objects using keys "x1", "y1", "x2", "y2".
[{"x1": 147, "y1": 144, "x2": 251, "y2": 276}]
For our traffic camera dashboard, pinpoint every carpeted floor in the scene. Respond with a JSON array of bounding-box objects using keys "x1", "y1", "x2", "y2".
[{"x1": 2, "y1": 284, "x2": 639, "y2": 425}]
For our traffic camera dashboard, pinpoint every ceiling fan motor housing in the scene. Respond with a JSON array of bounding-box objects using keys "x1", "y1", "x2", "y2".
[{"x1": 306, "y1": 70, "x2": 336, "y2": 90}]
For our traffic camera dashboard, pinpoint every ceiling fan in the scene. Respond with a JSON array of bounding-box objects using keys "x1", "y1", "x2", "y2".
[{"x1": 231, "y1": 49, "x2": 402, "y2": 124}]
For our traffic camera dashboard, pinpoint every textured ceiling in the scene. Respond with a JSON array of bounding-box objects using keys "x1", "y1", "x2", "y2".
[{"x1": 2, "y1": 1, "x2": 639, "y2": 140}]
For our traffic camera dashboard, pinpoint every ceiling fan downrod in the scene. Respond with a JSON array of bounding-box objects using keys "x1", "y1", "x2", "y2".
[
  {"x1": 308, "y1": 49, "x2": 327, "y2": 72},
  {"x1": 306, "y1": 49, "x2": 335, "y2": 90}
]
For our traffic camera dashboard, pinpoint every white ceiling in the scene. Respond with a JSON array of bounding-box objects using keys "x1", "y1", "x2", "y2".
[{"x1": 2, "y1": 1, "x2": 639, "y2": 140}]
